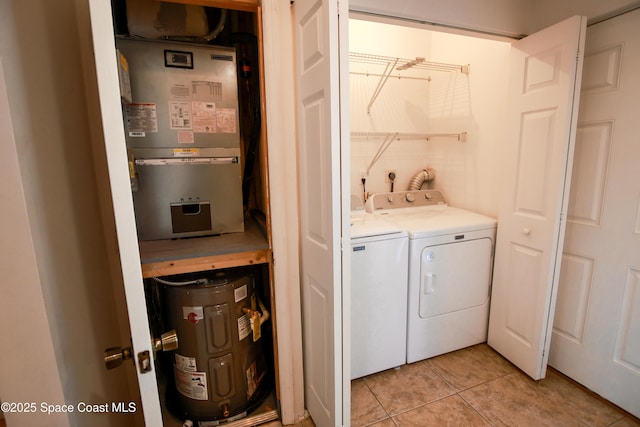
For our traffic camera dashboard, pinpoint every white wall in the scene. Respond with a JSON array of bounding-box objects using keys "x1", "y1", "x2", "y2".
[
  {"x1": 0, "y1": 58, "x2": 70, "y2": 427},
  {"x1": 0, "y1": 1, "x2": 138, "y2": 425},
  {"x1": 532, "y1": 0, "x2": 640, "y2": 30},
  {"x1": 349, "y1": 18, "x2": 510, "y2": 217},
  {"x1": 350, "y1": 0, "x2": 640, "y2": 39},
  {"x1": 349, "y1": 0, "x2": 535, "y2": 38}
]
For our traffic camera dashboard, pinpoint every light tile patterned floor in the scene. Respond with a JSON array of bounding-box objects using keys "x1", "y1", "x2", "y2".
[{"x1": 350, "y1": 344, "x2": 640, "y2": 427}]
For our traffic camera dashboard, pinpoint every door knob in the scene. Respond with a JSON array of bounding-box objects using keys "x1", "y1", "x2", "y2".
[
  {"x1": 104, "y1": 330, "x2": 178, "y2": 372},
  {"x1": 104, "y1": 346, "x2": 132, "y2": 370},
  {"x1": 153, "y1": 330, "x2": 178, "y2": 353}
]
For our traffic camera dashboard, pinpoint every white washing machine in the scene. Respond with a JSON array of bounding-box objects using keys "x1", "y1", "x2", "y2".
[
  {"x1": 350, "y1": 201, "x2": 408, "y2": 379},
  {"x1": 366, "y1": 190, "x2": 497, "y2": 363}
]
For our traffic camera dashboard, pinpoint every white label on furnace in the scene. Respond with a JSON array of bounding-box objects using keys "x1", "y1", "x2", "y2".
[
  {"x1": 125, "y1": 103, "x2": 158, "y2": 133},
  {"x1": 238, "y1": 313, "x2": 251, "y2": 341},
  {"x1": 192, "y1": 101, "x2": 217, "y2": 133},
  {"x1": 177, "y1": 131, "x2": 194, "y2": 144},
  {"x1": 234, "y1": 284, "x2": 247, "y2": 302},
  {"x1": 169, "y1": 101, "x2": 192, "y2": 130},
  {"x1": 175, "y1": 353, "x2": 197, "y2": 372},
  {"x1": 170, "y1": 84, "x2": 191, "y2": 99},
  {"x1": 174, "y1": 367, "x2": 208, "y2": 400},
  {"x1": 216, "y1": 108, "x2": 236, "y2": 133}
]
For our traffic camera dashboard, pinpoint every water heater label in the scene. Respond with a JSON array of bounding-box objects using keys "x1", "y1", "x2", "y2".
[
  {"x1": 183, "y1": 306, "x2": 204, "y2": 324},
  {"x1": 175, "y1": 353, "x2": 197, "y2": 372},
  {"x1": 174, "y1": 367, "x2": 208, "y2": 401},
  {"x1": 238, "y1": 313, "x2": 251, "y2": 341},
  {"x1": 234, "y1": 284, "x2": 247, "y2": 302}
]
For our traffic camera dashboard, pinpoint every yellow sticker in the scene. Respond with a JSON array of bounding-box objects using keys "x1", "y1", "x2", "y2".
[
  {"x1": 119, "y1": 52, "x2": 129, "y2": 72},
  {"x1": 173, "y1": 148, "x2": 200, "y2": 157}
]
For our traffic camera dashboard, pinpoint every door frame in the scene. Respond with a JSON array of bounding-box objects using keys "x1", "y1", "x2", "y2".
[{"x1": 82, "y1": 0, "x2": 307, "y2": 424}]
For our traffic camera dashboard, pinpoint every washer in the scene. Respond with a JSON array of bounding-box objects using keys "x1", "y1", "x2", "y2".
[
  {"x1": 366, "y1": 190, "x2": 497, "y2": 363},
  {"x1": 350, "y1": 199, "x2": 408, "y2": 379}
]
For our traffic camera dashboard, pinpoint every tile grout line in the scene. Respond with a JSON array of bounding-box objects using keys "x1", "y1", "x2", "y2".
[{"x1": 361, "y1": 376, "x2": 395, "y2": 427}]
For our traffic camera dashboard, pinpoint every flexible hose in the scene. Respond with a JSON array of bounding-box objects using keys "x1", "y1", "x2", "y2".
[{"x1": 408, "y1": 168, "x2": 436, "y2": 190}]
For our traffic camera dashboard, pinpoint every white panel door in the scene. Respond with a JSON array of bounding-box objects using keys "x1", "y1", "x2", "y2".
[
  {"x1": 549, "y1": 9, "x2": 640, "y2": 417},
  {"x1": 86, "y1": 1, "x2": 163, "y2": 425},
  {"x1": 488, "y1": 16, "x2": 586, "y2": 380},
  {"x1": 293, "y1": 0, "x2": 348, "y2": 426}
]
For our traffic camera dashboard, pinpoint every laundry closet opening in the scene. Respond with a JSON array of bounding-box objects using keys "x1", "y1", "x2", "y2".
[
  {"x1": 349, "y1": 16, "x2": 512, "y2": 215},
  {"x1": 347, "y1": 14, "x2": 514, "y2": 378}
]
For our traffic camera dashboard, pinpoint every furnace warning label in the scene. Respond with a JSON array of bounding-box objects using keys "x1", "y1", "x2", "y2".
[
  {"x1": 125, "y1": 103, "x2": 158, "y2": 134},
  {"x1": 169, "y1": 101, "x2": 192, "y2": 130},
  {"x1": 216, "y1": 108, "x2": 236, "y2": 133},
  {"x1": 174, "y1": 367, "x2": 208, "y2": 401},
  {"x1": 192, "y1": 80, "x2": 222, "y2": 102},
  {"x1": 170, "y1": 84, "x2": 191, "y2": 99},
  {"x1": 192, "y1": 101, "x2": 217, "y2": 133}
]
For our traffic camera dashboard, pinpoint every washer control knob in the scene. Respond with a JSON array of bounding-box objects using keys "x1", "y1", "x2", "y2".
[
  {"x1": 405, "y1": 193, "x2": 415, "y2": 202},
  {"x1": 425, "y1": 193, "x2": 432, "y2": 200},
  {"x1": 386, "y1": 194, "x2": 394, "y2": 203}
]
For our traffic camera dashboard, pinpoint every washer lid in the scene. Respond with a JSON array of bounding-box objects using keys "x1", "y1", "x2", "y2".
[
  {"x1": 386, "y1": 207, "x2": 497, "y2": 238},
  {"x1": 350, "y1": 212, "x2": 405, "y2": 239}
]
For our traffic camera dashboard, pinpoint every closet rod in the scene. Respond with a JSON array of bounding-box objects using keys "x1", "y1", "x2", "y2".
[
  {"x1": 350, "y1": 71, "x2": 432, "y2": 82},
  {"x1": 351, "y1": 131, "x2": 467, "y2": 142}
]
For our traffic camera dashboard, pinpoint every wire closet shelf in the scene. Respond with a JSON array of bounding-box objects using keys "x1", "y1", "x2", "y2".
[
  {"x1": 349, "y1": 51, "x2": 470, "y2": 115},
  {"x1": 349, "y1": 52, "x2": 470, "y2": 74}
]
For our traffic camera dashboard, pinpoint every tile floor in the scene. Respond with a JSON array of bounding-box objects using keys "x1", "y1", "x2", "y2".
[{"x1": 351, "y1": 344, "x2": 640, "y2": 427}]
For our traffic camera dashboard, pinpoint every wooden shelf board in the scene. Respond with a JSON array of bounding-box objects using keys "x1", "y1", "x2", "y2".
[{"x1": 139, "y1": 218, "x2": 270, "y2": 277}]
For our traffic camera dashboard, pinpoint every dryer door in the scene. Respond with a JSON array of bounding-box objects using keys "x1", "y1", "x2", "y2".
[{"x1": 419, "y1": 238, "x2": 493, "y2": 319}]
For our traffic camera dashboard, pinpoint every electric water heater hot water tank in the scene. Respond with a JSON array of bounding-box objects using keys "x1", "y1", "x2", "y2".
[{"x1": 160, "y1": 269, "x2": 269, "y2": 422}]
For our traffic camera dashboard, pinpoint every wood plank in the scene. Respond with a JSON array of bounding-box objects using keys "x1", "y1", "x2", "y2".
[
  {"x1": 159, "y1": 0, "x2": 259, "y2": 13},
  {"x1": 139, "y1": 216, "x2": 270, "y2": 277},
  {"x1": 141, "y1": 248, "x2": 270, "y2": 277}
]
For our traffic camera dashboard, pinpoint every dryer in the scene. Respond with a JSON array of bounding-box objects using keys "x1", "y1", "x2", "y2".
[
  {"x1": 350, "y1": 203, "x2": 408, "y2": 379},
  {"x1": 366, "y1": 190, "x2": 497, "y2": 363}
]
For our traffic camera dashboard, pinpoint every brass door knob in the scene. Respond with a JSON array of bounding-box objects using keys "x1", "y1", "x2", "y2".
[
  {"x1": 104, "y1": 346, "x2": 132, "y2": 370},
  {"x1": 153, "y1": 330, "x2": 178, "y2": 353}
]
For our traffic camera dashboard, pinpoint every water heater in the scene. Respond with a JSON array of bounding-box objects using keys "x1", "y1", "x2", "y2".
[{"x1": 160, "y1": 269, "x2": 269, "y2": 422}]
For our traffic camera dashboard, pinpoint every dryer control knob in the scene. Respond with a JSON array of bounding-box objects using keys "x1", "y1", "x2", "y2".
[
  {"x1": 405, "y1": 193, "x2": 415, "y2": 202},
  {"x1": 425, "y1": 193, "x2": 432, "y2": 200},
  {"x1": 386, "y1": 195, "x2": 394, "y2": 203}
]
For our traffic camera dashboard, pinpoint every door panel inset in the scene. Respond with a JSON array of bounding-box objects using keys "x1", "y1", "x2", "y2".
[
  {"x1": 581, "y1": 44, "x2": 622, "y2": 94},
  {"x1": 505, "y1": 243, "x2": 542, "y2": 346},
  {"x1": 553, "y1": 253, "x2": 593, "y2": 342},
  {"x1": 514, "y1": 108, "x2": 556, "y2": 218},
  {"x1": 614, "y1": 268, "x2": 640, "y2": 372},
  {"x1": 568, "y1": 122, "x2": 612, "y2": 226},
  {"x1": 523, "y1": 46, "x2": 562, "y2": 93}
]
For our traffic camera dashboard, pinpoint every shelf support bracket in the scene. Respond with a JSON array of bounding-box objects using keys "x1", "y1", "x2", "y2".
[{"x1": 367, "y1": 58, "x2": 399, "y2": 114}]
